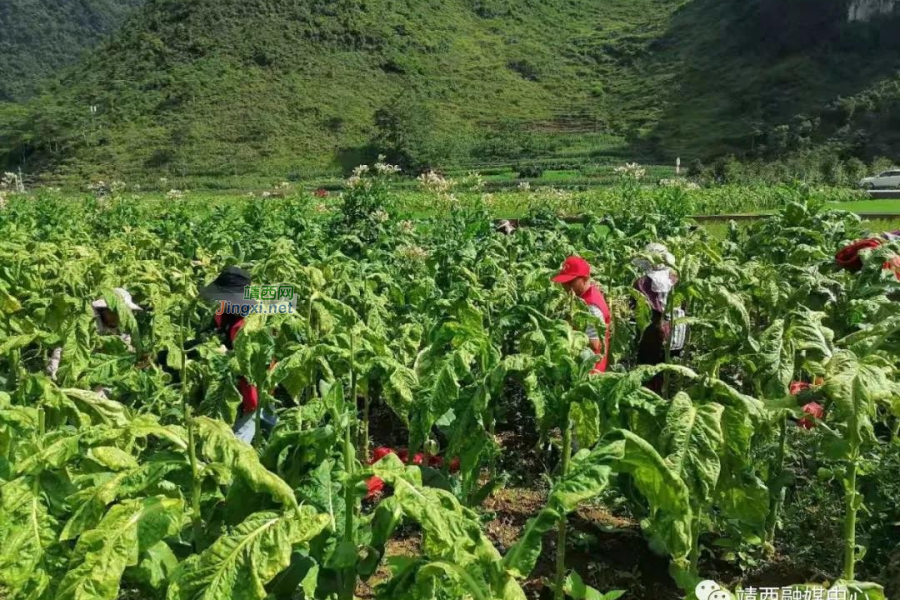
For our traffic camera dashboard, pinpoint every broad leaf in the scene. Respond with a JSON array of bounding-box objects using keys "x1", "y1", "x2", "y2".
[
  {"x1": 166, "y1": 508, "x2": 329, "y2": 600},
  {"x1": 57, "y1": 496, "x2": 184, "y2": 600}
]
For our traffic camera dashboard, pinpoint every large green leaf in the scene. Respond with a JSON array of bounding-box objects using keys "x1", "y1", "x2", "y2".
[
  {"x1": 373, "y1": 455, "x2": 526, "y2": 600},
  {"x1": 61, "y1": 459, "x2": 187, "y2": 541},
  {"x1": 661, "y1": 393, "x2": 724, "y2": 505},
  {"x1": 194, "y1": 417, "x2": 297, "y2": 509},
  {"x1": 603, "y1": 430, "x2": 693, "y2": 560},
  {"x1": 166, "y1": 508, "x2": 329, "y2": 600},
  {"x1": 823, "y1": 351, "x2": 894, "y2": 450},
  {"x1": 59, "y1": 388, "x2": 130, "y2": 427},
  {"x1": 410, "y1": 359, "x2": 460, "y2": 453},
  {"x1": 752, "y1": 319, "x2": 794, "y2": 397},
  {"x1": 56, "y1": 496, "x2": 184, "y2": 600},
  {"x1": 0, "y1": 477, "x2": 66, "y2": 599}
]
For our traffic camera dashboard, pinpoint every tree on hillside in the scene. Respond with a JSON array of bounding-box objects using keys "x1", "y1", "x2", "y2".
[{"x1": 372, "y1": 100, "x2": 453, "y2": 172}]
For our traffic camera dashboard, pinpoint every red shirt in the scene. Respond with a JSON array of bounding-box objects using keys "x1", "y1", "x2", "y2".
[
  {"x1": 581, "y1": 284, "x2": 612, "y2": 373},
  {"x1": 215, "y1": 314, "x2": 258, "y2": 413}
]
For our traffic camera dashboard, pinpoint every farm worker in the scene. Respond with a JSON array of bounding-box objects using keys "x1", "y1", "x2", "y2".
[
  {"x1": 47, "y1": 287, "x2": 143, "y2": 382},
  {"x1": 632, "y1": 243, "x2": 686, "y2": 393},
  {"x1": 552, "y1": 256, "x2": 611, "y2": 373},
  {"x1": 199, "y1": 266, "x2": 276, "y2": 443}
]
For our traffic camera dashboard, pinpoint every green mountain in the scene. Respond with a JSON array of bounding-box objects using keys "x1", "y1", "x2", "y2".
[
  {"x1": 634, "y1": 0, "x2": 900, "y2": 164},
  {"x1": 0, "y1": 0, "x2": 144, "y2": 102},
  {"x1": 2, "y1": 0, "x2": 900, "y2": 182}
]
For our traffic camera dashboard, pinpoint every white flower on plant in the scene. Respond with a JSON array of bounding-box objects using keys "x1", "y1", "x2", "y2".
[
  {"x1": 417, "y1": 170, "x2": 453, "y2": 194},
  {"x1": 346, "y1": 175, "x2": 366, "y2": 189},
  {"x1": 165, "y1": 189, "x2": 185, "y2": 200},
  {"x1": 1, "y1": 172, "x2": 19, "y2": 190},
  {"x1": 517, "y1": 181, "x2": 531, "y2": 192},
  {"x1": 372, "y1": 209, "x2": 389, "y2": 223},
  {"x1": 535, "y1": 187, "x2": 573, "y2": 204},
  {"x1": 374, "y1": 156, "x2": 401, "y2": 175},
  {"x1": 260, "y1": 191, "x2": 272, "y2": 199},
  {"x1": 659, "y1": 178, "x2": 700, "y2": 190},
  {"x1": 398, "y1": 244, "x2": 429, "y2": 262},
  {"x1": 110, "y1": 180, "x2": 127, "y2": 193},
  {"x1": 275, "y1": 181, "x2": 292, "y2": 190},
  {"x1": 159, "y1": 177, "x2": 168, "y2": 186},
  {"x1": 352, "y1": 164, "x2": 370, "y2": 178},
  {"x1": 614, "y1": 162, "x2": 646, "y2": 180},
  {"x1": 0, "y1": 192, "x2": 6, "y2": 210},
  {"x1": 462, "y1": 171, "x2": 485, "y2": 191},
  {"x1": 398, "y1": 220, "x2": 415, "y2": 233}
]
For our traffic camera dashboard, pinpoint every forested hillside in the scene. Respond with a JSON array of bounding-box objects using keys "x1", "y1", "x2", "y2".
[
  {"x1": 0, "y1": 0, "x2": 144, "y2": 101},
  {"x1": 1, "y1": 0, "x2": 900, "y2": 181}
]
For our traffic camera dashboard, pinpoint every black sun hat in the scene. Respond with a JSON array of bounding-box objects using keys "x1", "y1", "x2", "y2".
[{"x1": 199, "y1": 266, "x2": 255, "y2": 305}]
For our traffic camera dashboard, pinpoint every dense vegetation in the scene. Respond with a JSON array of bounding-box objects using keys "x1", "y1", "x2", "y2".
[
  {"x1": 0, "y1": 168, "x2": 898, "y2": 600},
  {"x1": 0, "y1": 0, "x2": 144, "y2": 101},
  {"x1": 2, "y1": 0, "x2": 900, "y2": 182}
]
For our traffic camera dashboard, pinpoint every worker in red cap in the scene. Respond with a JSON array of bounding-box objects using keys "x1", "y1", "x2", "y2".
[{"x1": 552, "y1": 256, "x2": 612, "y2": 373}]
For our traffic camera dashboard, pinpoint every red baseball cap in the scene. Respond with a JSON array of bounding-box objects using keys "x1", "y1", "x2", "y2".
[{"x1": 552, "y1": 256, "x2": 591, "y2": 283}]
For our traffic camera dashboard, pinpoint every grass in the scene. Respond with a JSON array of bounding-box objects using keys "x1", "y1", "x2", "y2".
[
  {"x1": 827, "y1": 200, "x2": 900, "y2": 214},
  {"x1": 701, "y1": 217, "x2": 900, "y2": 241}
]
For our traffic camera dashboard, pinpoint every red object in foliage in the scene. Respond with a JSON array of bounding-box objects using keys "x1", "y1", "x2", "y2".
[
  {"x1": 798, "y1": 402, "x2": 825, "y2": 430},
  {"x1": 370, "y1": 447, "x2": 459, "y2": 472},
  {"x1": 314, "y1": 189, "x2": 329, "y2": 198},
  {"x1": 237, "y1": 378, "x2": 259, "y2": 413},
  {"x1": 790, "y1": 381, "x2": 812, "y2": 396},
  {"x1": 884, "y1": 256, "x2": 900, "y2": 280},
  {"x1": 371, "y1": 447, "x2": 395, "y2": 463},
  {"x1": 836, "y1": 238, "x2": 883, "y2": 272},
  {"x1": 366, "y1": 476, "x2": 385, "y2": 500},
  {"x1": 397, "y1": 450, "x2": 424, "y2": 465}
]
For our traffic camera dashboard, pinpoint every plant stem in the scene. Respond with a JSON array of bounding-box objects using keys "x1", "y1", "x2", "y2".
[
  {"x1": 765, "y1": 417, "x2": 789, "y2": 547},
  {"x1": 341, "y1": 335, "x2": 358, "y2": 600},
  {"x1": 485, "y1": 403, "x2": 496, "y2": 482},
  {"x1": 689, "y1": 507, "x2": 702, "y2": 575},
  {"x1": 180, "y1": 310, "x2": 202, "y2": 551},
  {"x1": 340, "y1": 416, "x2": 356, "y2": 599},
  {"x1": 554, "y1": 418, "x2": 573, "y2": 600},
  {"x1": 253, "y1": 397, "x2": 262, "y2": 448},
  {"x1": 842, "y1": 457, "x2": 859, "y2": 580},
  {"x1": 663, "y1": 285, "x2": 677, "y2": 400},
  {"x1": 360, "y1": 388, "x2": 370, "y2": 459}
]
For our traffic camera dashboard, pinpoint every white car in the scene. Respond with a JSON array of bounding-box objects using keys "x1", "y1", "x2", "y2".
[{"x1": 859, "y1": 169, "x2": 900, "y2": 189}]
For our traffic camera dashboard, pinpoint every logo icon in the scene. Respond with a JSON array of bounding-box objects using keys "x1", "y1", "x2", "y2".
[{"x1": 696, "y1": 581, "x2": 733, "y2": 600}]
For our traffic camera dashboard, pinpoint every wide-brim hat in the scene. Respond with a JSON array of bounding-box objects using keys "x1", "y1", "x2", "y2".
[
  {"x1": 199, "y1": 266, "x2": 256, "y2": 305},
  {"x1": 92, "y1": 288, "x2": 143, "y2": 311}
]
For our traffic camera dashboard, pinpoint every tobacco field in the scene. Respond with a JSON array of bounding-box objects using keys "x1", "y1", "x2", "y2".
[{"x1": 0, "y1": 168, "x2": 899, "y2": 600}]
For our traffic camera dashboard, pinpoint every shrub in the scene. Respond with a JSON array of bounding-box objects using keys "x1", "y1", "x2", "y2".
[{"x1": 516, "y1": 164, "x2": 544, "y2": 179}]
